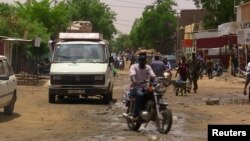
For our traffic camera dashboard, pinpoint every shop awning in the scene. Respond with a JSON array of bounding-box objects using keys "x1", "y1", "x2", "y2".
[{"x1": 196, "y1": 35, "x2": 237, "y2": 48}]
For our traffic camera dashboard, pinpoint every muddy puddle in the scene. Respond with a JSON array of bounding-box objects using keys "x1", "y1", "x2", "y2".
[
  {"x1": 88, "y1": 100, "x2": 202, "y2": 141},
  {"x1": 205, "y1": 97, "x2": 250, "y2": 105}
]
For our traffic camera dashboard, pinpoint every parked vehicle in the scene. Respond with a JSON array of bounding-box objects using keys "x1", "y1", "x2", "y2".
[
  {"x1": 161, "y1": 55, "x2": 178, "y2": 69},
  {"x1": 0, "y1": 55, "x2": 17, "y2": 115},
  {"x1": 122, "y1": 79, "x2": 172, "y2": 134}
]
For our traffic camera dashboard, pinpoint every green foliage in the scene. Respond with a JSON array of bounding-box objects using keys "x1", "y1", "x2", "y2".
[
  {"x1": 192, "y1": 0, "x2": 250, "y2": 29},
  {"x1": 130, "y1": 0, "x2": 177, "y2": 49},
  {"x1": 69, "y1": 0, "x2": 117, "y2": 40},
  {"x1": 0, "y1": 2, "x2": 15, "y2": 17},
  {"x1": 111, "y1": 34, "x2": 132, "y2": 52},
  {"x1": 0, "y1": 17, "x2": 10, "y2": 36},
  {"x1": 0, "y1": 3, "x2": 16, "y2": 36},
  {"x1": 15, "y1": 0, "x2": 69, "y2": 35},
  {"x1": 0, "y1": 0, "x2": 118, "y2": 57}
]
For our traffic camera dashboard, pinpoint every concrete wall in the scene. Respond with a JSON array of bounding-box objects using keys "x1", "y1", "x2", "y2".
[{"x1": 237, "y1": 2, "x2": 250, "y2": 22}]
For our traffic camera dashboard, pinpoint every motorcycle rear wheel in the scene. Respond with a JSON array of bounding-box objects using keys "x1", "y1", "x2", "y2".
[{"x1": 155, "y1": 107, "x2": 173, "y2": 134}]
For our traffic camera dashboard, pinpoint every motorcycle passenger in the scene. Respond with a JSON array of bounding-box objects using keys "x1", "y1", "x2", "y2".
[
  {"x1": 130, "y1": 52, "x2": 157, "y2": 119},
  {"x1": 150, "y1": 55, "x2": 166, "y2": 77}
]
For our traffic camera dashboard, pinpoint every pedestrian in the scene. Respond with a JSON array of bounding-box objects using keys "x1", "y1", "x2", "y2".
[
  {"x1": 176, "y1": 56, "x2": 189, "y2": 82},
  {"x1": 206, "y1": 59, "x2": 213, "y2": 79},
  {"x1": 48, "y1": 34, "x2": 56, "y2": 53},
  {"x1": 243, "y1": 58, "x2": 250, "y2": 96},
  {"x1": 175, "y1": 56, "x2": 189, "y2": 95},
  {"x1": 231, "y1": 55, "x2": 239, "y2": 76},
  {"x1": 150, "y1": 55, "x2": 166, "y2": 77},
  {"x1": 188, "y1": 53, "x2": 201, "y2": 93}
]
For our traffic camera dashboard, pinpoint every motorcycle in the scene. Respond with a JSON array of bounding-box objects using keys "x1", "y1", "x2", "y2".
[{"x1": 122, "y1": 80, "x2": 173, "y2": 134}]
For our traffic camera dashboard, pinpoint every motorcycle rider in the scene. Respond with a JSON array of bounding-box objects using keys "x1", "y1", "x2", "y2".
[
  {"x1": 129, "y1": 52, "x2": 157, "y2": 119},
  {"x1": 163, "y1": 57, "x2": 173, "y2": 80}
]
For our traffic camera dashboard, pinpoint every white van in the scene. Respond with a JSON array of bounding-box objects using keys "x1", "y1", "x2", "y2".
[
  {"x1": 48, "y1": 33, "x2": 114, "y2": 104},
  {"x1": 0, "y1": 55, "x2": 17, "y2": 115}
]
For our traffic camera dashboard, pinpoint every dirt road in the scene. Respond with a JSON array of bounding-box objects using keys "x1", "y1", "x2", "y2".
[{"x1": 0, "y1": 71, "x2": 249, "y2": 141}]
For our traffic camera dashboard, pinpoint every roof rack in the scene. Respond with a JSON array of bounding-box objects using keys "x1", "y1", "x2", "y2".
[{"x1": 59, "y1": 33, "x2": 103, "y2": 41}]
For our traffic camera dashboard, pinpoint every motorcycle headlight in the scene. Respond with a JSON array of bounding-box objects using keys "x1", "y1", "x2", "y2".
[
  {"x1": 164, "y1": 72, "x2": 170, "y2": 77},
  {"x1": 155, "y1": 84, "x2": 166, "y2": 93}
]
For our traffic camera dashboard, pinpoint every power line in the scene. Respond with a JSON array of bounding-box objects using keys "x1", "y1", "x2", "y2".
[
  {"x1": 116, "y1": 18, "x2": 135, "y2": 22},
  {"x1": 109, "y1": 4, "x2": 185, "y2": 11},
  {"x1": 115, "y1": 22, "x2": 132, "y2": 27},
  {"x1": 109, "y1": 4, "x2": 145, "y2": 9},
  {"x1": 115, "y1": 0, "x2": 150, "y2": 6}
]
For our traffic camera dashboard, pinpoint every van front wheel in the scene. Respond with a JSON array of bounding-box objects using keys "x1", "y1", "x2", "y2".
[
  {"x1": 103, "y1": 93, "x2": 110, "y2": 105},
  {"x1": 49, "y1": 93, "x2": 56, "y2": 103}
]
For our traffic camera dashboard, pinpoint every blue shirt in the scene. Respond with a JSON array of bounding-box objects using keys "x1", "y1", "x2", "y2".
[{"x1": 150, "y1": 60, "x2": 166, "y2": 77}]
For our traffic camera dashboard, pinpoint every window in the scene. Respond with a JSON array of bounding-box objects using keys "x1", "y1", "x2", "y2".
[
  {"x1": 2, "y1": 60, "x2": 10, "y2": 75},
  {"x1": 0, "y1": 60, "x2": 4, "y2": 75},
  {"x1": 53, "y1": 44, "x2": 107, "y2": 63}
]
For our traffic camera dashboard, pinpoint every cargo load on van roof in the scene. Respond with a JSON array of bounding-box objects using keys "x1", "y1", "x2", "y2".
[
  {"x1": 60, "y1": 21, "x2": 103, "y2": 41},
  {"x1": 67, "y1": 21, "x2": 92, "y2": 33}
]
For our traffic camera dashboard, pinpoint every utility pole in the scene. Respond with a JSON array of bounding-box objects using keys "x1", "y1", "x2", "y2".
[{"x1": 176, "y1": 13, "x2": 180, "y2": 51}]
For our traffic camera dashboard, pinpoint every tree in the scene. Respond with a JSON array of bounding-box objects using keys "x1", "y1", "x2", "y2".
[
  {"x1": 111, "y1": 34, "x2": 132, "y2": 52},
  {"x1": 0, "y1": 3, "x2": 16, "y2": 36},
  {"x1": 15, "y1": 0, "x2": 69, "y2": 35},
  {"x1": 192, "y1": 0, "x2": 250, "y2": 29},
  {"x1": 69, "y1": 0, "x2": 117, "y2": 40},
  {"x1": 129, "y1": 0, "x2": 177, "y2": 50},
  {"x1": 13, "y1": 0, "x2": 70, "y2": 56}
]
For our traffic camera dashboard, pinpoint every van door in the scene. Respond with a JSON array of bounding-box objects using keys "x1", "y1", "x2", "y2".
[
  {"x1": 106, "y1": 46, "x2": 114, "y2": 86},
  {"x1": 0, "y1": 59, "x2": 9, "y2": 106}
]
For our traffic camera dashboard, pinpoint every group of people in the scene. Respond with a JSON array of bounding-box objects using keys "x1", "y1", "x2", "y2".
[
  {"x1": 128, "y1": 52, "x2": 201, "y2": 119},
  {"x1": 175, "y1": 54, "x2": 201, "y2": 94}
]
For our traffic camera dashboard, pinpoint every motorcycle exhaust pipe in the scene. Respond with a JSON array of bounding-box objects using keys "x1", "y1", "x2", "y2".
[
  {"x1": 122, "y1": 113, "x2": 136, "y2": 121},
  {"x1": 122, "y1": 113, "x2": 128, "y2": 118}
]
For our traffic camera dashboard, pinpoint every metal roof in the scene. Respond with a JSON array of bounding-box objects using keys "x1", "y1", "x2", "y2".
[{"x1": 0, "y1": 36, "x2": 32, "y2": 42}]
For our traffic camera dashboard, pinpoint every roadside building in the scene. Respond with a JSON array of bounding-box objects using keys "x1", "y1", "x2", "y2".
[{"x1": 0, "y1": 36, "x2": 31, "y2": 73}]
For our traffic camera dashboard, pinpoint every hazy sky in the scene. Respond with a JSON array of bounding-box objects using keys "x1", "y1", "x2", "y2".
[{"x1": 1, "y1": 0, "x2": 197, "y2": 34}]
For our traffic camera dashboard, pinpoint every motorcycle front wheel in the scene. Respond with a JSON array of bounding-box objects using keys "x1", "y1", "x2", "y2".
[
  {"x1": 155, "y1": 107, "x2": 173, "y2": 134},
  {"x1": 127, "y1": 103, "x2": 142, "y2": 131}
]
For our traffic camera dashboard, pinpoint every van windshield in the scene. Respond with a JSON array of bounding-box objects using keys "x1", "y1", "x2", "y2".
[{"x1": 53, "y1": 44, "x2": 107, "y2": 63}]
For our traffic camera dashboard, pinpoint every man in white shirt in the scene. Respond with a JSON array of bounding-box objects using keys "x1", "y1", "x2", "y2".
[{"x1": 130, "y1": 52, "x2": 157, "y2": 118}]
